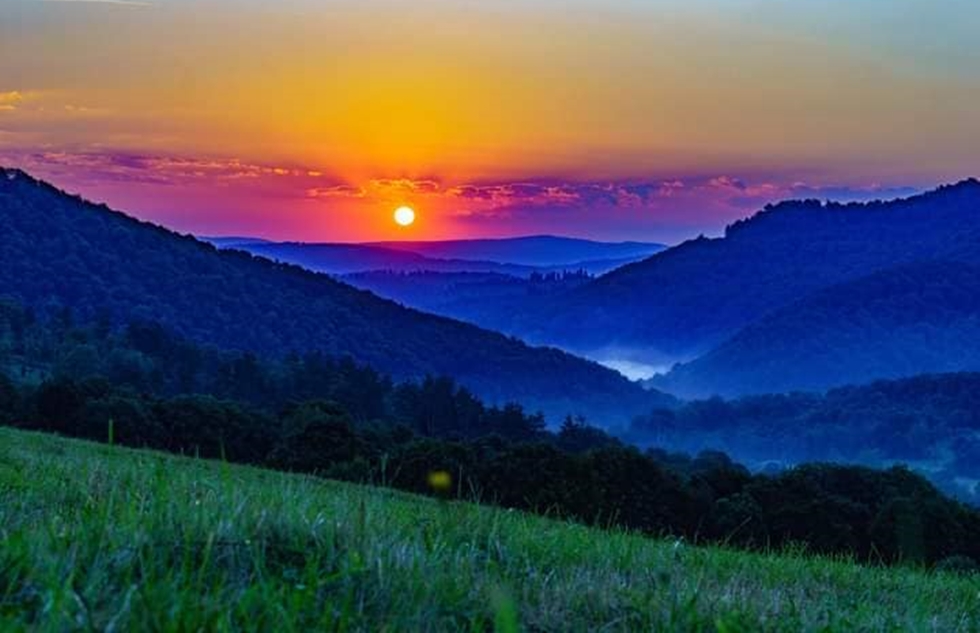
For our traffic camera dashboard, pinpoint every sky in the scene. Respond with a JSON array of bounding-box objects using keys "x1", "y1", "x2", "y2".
[{"x1": 1, "y1": 0, "x2": 978, "y2": 243}]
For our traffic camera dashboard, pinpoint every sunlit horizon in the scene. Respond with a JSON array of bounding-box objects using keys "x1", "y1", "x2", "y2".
[{"x1": 2, "y1": 0, "x2": 977, "y2": 242}]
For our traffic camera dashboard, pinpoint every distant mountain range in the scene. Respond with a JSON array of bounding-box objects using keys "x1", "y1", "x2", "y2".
[
  {"x1": 14, "y1": 164, "x2": 980, "y2": 405},
  {"x1": 213, "y1": 180, "x2": 980, "y2": 398},
  {"x1": 204, "y1": 236, "x2": 665, "y2": 277},
  {"x1": 0, "y1": 167, "x2": 672, "y2": 423},
  {"x1": 364, "y1": 236, "x2": 666, "y2": 267}
]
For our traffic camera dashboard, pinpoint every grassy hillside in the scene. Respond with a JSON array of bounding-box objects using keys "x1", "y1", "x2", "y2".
[{"x1": 1, "y1": 428, "x2": 977, "y2": 632}]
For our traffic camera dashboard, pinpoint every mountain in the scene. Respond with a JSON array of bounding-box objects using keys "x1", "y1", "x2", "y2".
[
  {"x1": 0, "y1": 167, "x2": 671, "y2": 422},
  {"x1": 343, "y1": 270, "x2": 592, "y2": 336},
  {"x1": 511, "y1": 180, "x2": 980, "y2": 360},
  {"x1": 365, "y1": 235, "x2": 665, "y2": 267},
  {"x1": 627, "y1": 371, "x2": 980, "y2": 502},
  {"x1": 204, "y1": 236, "x2": 273, "y2": 248},
  {"x1": 206, "y1": 237, "x2": 664, "y2": 277},
  {"x1": 211, "y1": 241, "x2": 544, "y2": 277},
  {"x1": 652, "y1": 260, "x2": 980, "y2": 397}
]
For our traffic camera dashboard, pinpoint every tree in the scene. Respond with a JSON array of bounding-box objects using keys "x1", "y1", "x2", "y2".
[
  {"x1": 557, "y1": 415, "x2": 618, "y2": 453},
  {"x1": 0, "y1": 372, "x2": 19, "y2": 424},
  {"x1": 154, "y1": 395, "x2": 275, "y2": 463},
  {"x1": 33, "y1": 378, "x2": 85, "y2": 435},
  {"x1": 270, "y1": 401, "x2": 362, "y2": 473},
  {"x1": 484, "y1": 404, "x2": 545, "y2": 441}
]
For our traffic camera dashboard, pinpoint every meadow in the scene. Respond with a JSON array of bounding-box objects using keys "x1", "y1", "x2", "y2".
[{"x1": 1, "y1": 427, "x2": 977, "y2": 632}]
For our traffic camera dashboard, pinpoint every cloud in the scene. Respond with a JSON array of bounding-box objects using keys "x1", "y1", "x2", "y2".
[
  {"x1": 0, "y1": 90, "x2": 109, "y2": 121},
  {"x1": 446, "y1": 180, "x2": 696, "y2": 212},
  {"x1": 0, "y1": 92, "x2": 24, "y2": 112},
  {"x1": 448, "y1": 183, "x2": 584, "y2": 207},
  {"x1": 369, "y1": 178, "x2": 441, "y2": 195},
  {"x1": 442, "y1": 175, "x2": 925, "y2": 242},
  {"x1": 307, "y1": 184, "x2": 365, "y2": 199},
  {"x1": 708, "y1": 176, "x2": 748, "y2": 191},
  {"x1": 0, "y1": 149, "x2": 344, "y2": 191},
  {"x1": 788, "y1": 182, "x2": 919, "y2": 201}
]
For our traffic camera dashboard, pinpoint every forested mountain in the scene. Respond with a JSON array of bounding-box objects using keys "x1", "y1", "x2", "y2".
[
  {"x1": 626, "y1": 372, "x2": 980, "y2": 503},
  {"x1": 0, "y1": 168, "x2": 670, "y2": 422},
  {"x1": 4, "y1": 305, "x2": 979, "y2": 567},
  {"x1": 0, "y1": 296, "x2": 575, "y2": 442},
  {"x1": 654, "y1": 261, "x2": 980, "y2": 397},
  {"x1": 510, "y1": 180, "x2": 980, "y2": 358},
  {"x1": 343, "y1": 270, "x2": 592, "y2": 335}
]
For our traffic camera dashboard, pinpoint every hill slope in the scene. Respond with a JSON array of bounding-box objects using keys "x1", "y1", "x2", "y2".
[
  {"x1": 515, "y1": 180, "x2": 980, "y2": 358},
  {"x1": 3, "y1": 427, "x2": 977, "y2": 631},
  {"x1": 654, "y1": 261, "x2": 980, "y2": 397},
  {"x1": 0, "y1": 167, "x2": 666, "y2": 421},
  {"x1": 343, "y1": 270, "x2": 592, "y2": 336}
]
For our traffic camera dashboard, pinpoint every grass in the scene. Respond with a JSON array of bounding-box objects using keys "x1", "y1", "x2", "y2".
[{"x1": 0, "y1": 428, "x2": 978, "y2": 632}]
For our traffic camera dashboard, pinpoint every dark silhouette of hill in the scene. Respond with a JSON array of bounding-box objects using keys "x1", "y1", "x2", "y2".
[
  {"x1": 224, "y1": 241, "x2": 534, "y2": 276},
  {"x1": 0, "y1": 167, "x2": 671, "y2": 422},
  {"x1": 205, "y1": 238, "x2": 661, "y2": 277},
  {"x1": 652, "y1": 260, "x2": 980, "y2": 397},
  {"x1": 208, "y1": 241, "x2": 540, "y2": 277},
  {"x1": 516, "y1": 180, "x2": 980, "y2": 358},
  {"x1": 366, "y1": 235, "x2": 665, "y2": 267},
  {"x1": 204, "y1": 236, "x2": 273, "y2": 248}
]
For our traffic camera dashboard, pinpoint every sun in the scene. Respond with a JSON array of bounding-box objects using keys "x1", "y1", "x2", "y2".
[{"x1": 394, "y1": 206, "x2": 416, "y2": 227}]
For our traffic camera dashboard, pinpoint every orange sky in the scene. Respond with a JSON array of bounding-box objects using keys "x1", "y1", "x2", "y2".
[{"x1": 1, "y1": 0, "x2": 978, "y2": 241}]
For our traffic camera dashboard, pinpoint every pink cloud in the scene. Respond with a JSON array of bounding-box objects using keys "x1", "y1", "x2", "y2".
[
  {"x1": 369, "y1": 178, "x2": 442, "y2": 195},
  {"x1": 307, "y1": 184, "x2": 365, "y2": 198},
  {"x1": 0, "y1": 147, "x2": 922, "y2": 243}
]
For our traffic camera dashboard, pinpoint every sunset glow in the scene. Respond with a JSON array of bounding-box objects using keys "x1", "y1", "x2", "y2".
[{"x1": 2, "y1": 0, "x2": 978, "y2": 242}]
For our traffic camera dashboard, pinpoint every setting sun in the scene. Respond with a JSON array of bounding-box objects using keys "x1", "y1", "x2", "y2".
[{"x1": 394, "y1": 206, "x2": 416, "y2": 227}]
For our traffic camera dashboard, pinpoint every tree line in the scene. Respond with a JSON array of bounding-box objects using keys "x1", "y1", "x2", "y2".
[
  {"x1": 1, "y1": 302, "x2": 979, "y2": 572},
  {"x1": 628, "y1": 372, "x2": 980, "y2": 504}
]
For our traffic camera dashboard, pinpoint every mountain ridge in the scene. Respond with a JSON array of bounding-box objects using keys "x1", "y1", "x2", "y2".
[
  {"x1": 365, "y1": 235, "x2": 666, "y2": 267},
  {"x1": 203, "y1": 235, "x2": 666, "y2": 277},
  {"x1": 0, "y1": 166, "x2": 671, "y2": 423},
  {"x1": 508, "y1": 178, "x2": 980, "y2": 359},
  {"x1": 208, "y1": 240, "x2": 647, "y2": 277},
  {"x1": 651, "y1": 259, "x2": 980, "y2": 397}
]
